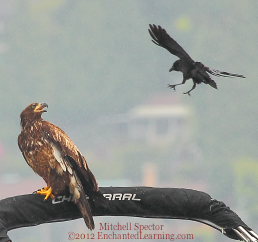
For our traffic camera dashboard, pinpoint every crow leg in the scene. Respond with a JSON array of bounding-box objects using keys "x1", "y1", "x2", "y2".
[
  {"x1": 168, "y1": 78, "x2": 187, "y2": 91},
  {"x1": 183, "y1": 82, "x2": 196, "y2": 96}
]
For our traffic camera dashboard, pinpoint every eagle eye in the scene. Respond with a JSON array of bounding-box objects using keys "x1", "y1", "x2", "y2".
[{"x1": 31, "y1": 104, "x2": 36, "y2": 109}]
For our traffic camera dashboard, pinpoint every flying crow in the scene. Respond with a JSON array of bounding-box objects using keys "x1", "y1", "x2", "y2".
[{"x1": 148, "y1": 24, "x2": 245, "y2": 95}]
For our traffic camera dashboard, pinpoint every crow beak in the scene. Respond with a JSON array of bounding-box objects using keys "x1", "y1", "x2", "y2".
[
  {"x1": 169, "y1": 67, "x2": 174, "y2": 72},
  {"x1": 34, "y1": 103, "x2": 48, "y2": 113}
]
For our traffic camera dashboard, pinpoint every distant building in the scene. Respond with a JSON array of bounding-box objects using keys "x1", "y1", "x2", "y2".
[
  {"x1": 100, "y1": 94, "x2": 191, "y2": 145},
  {"x1": 98, "y1": 94, "x2": 204, "y2": 190}
]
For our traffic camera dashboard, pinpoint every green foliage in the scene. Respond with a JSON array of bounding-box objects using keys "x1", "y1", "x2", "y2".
[
  {"x1": 234, "y1": 157, "x2": 258, "y2": 222},
  {"x1": 235, "y1": 158, "x2": 258, "y2": 196}
]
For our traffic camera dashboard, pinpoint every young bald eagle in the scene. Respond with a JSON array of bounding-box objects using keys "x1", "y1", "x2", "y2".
[{"x1": 18, "y1": 102, "x2": 104, "y2": 230}]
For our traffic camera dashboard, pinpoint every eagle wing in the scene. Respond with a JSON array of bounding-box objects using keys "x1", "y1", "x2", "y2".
[
  {"x1": 18, "y1": 134, "x2": 31, "y2": 167},
  {"x1": 148, "y1": 24, "x2": 193, "y2": 61},
  {"x1": 41, "y1": 121, "x2": 101, "y2": 230},
  {"x1": 41, "y1": 121, "x2": 99, "y2": 193}
]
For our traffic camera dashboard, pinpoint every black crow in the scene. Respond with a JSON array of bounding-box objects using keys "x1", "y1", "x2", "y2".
[{"x1": 148, "y1": 24, "x2": 245, "y2": 96}]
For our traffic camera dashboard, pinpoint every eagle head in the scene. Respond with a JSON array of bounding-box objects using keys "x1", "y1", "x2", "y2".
[{"x1": 20, "y1": 102, "x2": 48, "y2": 124}]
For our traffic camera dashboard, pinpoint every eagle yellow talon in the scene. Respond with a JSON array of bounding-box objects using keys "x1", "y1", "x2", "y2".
[{"x1": 37, "y1": 187, "x2": 55, "y2": 200}]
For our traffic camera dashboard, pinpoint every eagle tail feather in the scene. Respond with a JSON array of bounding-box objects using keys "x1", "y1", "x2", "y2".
[
  {"x1": 72, "y1": 172, "x2": 95, "y2": 230},
  {"x1": 76, "y1": 194, "x2": 95, "y2": 230}
]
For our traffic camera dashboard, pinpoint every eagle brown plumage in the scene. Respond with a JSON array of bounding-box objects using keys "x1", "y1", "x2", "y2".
[{"x1": 18, "y1": 102, "x2": 104, "y2": 230}]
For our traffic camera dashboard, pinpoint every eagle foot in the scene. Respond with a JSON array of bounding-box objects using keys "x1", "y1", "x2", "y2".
[
  {"x1": 168, "y1": 84, "x2": 176, "y2": 91},
  {"x1": 37, "y1": 186, "x2": 55, "y2": 200}
]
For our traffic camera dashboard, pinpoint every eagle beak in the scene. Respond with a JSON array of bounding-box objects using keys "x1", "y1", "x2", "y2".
[{"x1": 34, "y1": 103, "x2": 48, "y2": 113}]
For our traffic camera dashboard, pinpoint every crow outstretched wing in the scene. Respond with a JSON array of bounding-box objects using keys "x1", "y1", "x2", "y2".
[{"x1": 148, "y1": 24, "x2": 193, "y2": 61}]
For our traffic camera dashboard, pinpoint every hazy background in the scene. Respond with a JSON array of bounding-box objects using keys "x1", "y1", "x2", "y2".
[{"x1": 0, "y1": 0, "x2": 257, "y2": 241}]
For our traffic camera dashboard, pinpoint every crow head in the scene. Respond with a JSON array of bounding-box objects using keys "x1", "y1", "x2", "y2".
[{"x1": 169, "y1": 60, "x2": 181, "y2": 72}]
